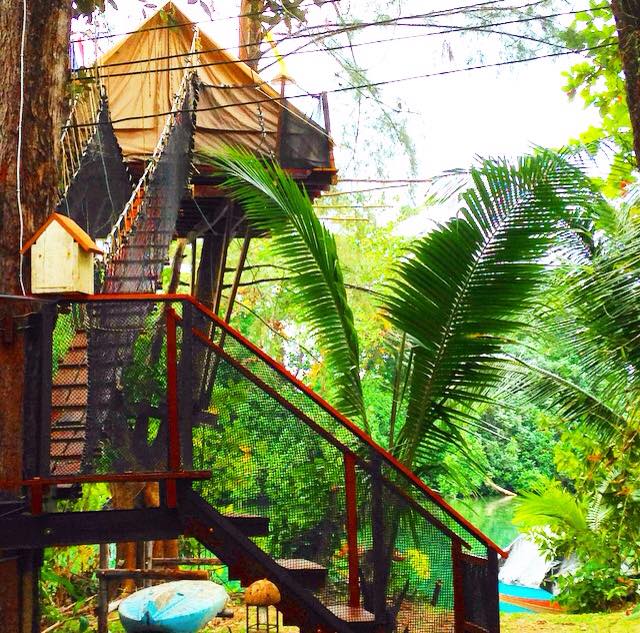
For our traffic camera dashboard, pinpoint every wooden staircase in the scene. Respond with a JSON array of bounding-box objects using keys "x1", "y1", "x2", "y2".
[
  {"x1": 178, "y1": 485, "x2": 376, "y2": 633},
  {"x1": 50, "y1": 330, "x2": 88, "y2": 475}
]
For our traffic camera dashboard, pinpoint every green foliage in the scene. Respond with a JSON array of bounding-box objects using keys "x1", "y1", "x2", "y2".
[
  {"x1": 384, "y1": 150, "x2": 604, "y2": 472},
  {"x1": 509, "y1": 201, "x2": 640, "y2": 610},
  {"x1": 479, "y1": 404, "x2": 556, "y2": 493},
  {"x1": 555, "y1": 562, "x2": 638, "y2": 612},
  {"x1": 560, "y1": 2, "x2": 634, "y2": 195},
  {"x1": 515, "y1": 479, "x2": 587, "y2": 537},
  {"x1": 206, "y1": 147, "x2": 368, "y2": 428}
]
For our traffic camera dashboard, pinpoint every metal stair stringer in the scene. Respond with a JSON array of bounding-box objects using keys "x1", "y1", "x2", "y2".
[{"x1": 177, "y1": 484, "x2": 369, "y2": 633}]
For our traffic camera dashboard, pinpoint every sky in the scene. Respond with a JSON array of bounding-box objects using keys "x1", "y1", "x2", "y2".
[{"x1": 72, "y1": 0, "x2": 600, "y2": 229}]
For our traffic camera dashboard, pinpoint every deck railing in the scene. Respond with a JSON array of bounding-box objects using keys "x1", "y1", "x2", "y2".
[{"x1": 10, "y1": 294, "x2": 501, "y2": 633}]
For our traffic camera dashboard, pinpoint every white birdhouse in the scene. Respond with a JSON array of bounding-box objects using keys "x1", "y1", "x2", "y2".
[{"x1": 21, "y1": 213, "x2": 102, "y2": 295}]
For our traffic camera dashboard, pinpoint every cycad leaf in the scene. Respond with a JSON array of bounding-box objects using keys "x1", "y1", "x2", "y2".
[
  {"x1": 507, "y1": 356, "x2": 623, "y2": 443},
  {"x1": 384, "y1": 150, "x2": 604, "y2": 468},
  {"x1": 204, "y1": 147, "x2": 367, "y2": 426},
  {"x1": 514, "y1": 479, "x2": 588, "y2": 535}
]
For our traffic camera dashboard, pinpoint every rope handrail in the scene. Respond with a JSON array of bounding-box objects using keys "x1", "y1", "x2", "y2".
[
  {"x1": 59, "y1": 81, "x2": 102, "y2": 198},
  {"x1": 102, "y1": 27, "x2": 200, "y2": 266},
  {"x1": 77, "y1": 292, "x2": 507, "y2": 558}
]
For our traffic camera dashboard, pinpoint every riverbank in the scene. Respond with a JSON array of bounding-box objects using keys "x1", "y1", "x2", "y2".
[{"x1": 502, "y1": 609, "x2": 639, "y2": 632}]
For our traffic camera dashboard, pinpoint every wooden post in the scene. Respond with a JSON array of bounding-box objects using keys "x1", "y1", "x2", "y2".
[
  {"x1": 37, "y1": 304, "x2": 54, "y2": 480},
  {"x1": 178, "y1": 301, "x2": 193, "y2": 469},
  {"x1": 97, "y1": 544, "x2": 109, "y2": 633},
  {"x1": 344, "y1": 452, "x2": 360, "y2": 608},
  {"x1": 451, "y1": 539, "x2": 466, "y2": 633},
  {"x1": 370, "y1": 454, "x2": 386, "y2": 625},
  {"x1": 165, "y1": 308, "x2": 180, "y2": 508},
  {"x1": 486, "y1": 548, "x2": 500, "y2": 633}
]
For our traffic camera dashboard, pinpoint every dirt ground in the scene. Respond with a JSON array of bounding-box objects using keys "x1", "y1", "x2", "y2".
[
  {"x1": 104, "y1": 598, "x2": 640, "y2": 633},
  {"x1": 501, "y1": 610, "x2": 640, "y2": 633}
]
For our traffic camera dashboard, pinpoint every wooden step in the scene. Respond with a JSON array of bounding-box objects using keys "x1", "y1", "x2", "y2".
[
  {"x1": 276, "y1": 559, "x2": 328, "y2": 592},
  {"x1": 222, "y1": 513, "x2": 269, "y2": 538},
  {"x1": 53, "y1": 366, "x2": 88, "y2": 386},
  {"x1": 327, "y1": 606, "x2": 376, "y2": 633},
  {"x1": 59, "y1": 349, "x2": 87, "y2": 365},
  {"x1": 52, "y1": 385, "x2": 88, "y2": 407}
]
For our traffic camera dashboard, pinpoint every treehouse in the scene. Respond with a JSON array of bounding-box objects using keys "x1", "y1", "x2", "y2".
[
  {"x1": 61, "y1": 1, "x2": 335, "y2": 245},
  {"x1": 0, "y1": 4, "x2": 503, "y2": 633}
]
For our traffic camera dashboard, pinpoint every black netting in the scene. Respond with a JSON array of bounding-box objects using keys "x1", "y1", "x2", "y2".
[
  {"x1": 84, "y1": 301, "x2": 170, "y2": 473},
  {"x1": 202, "y1": 325, "x2": 490, "y2": 558},
  {"x1": 186, "y1": 303, "x2": 498, "y2": 633},
  {"x1": 43, "y1": 297, "x2": 499, "y2": 632},
  {"x1": 462, "y1": 554, "x2": 499, "y2": 633},
  {"x1": 57, "y1": 95, "x2": 134, "y2": 239},
  {"x1": 103, "y1": 75, "x2": 197, "y2": 294},
  {"x1": 278, "y1": 101, "x2": 331, "y2": 169}
]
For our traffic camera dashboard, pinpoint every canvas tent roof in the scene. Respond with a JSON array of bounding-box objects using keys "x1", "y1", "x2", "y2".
[{"x1": 97, "y1": 2, "x2": 319, "y2": 162}]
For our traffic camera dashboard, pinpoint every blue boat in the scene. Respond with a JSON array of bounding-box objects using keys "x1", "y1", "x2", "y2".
[{"x1": 118, "y1": 580, "x2": 229, "y2": 633}]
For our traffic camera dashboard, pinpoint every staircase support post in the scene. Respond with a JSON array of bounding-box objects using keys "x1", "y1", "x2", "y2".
[
  {"x1": 370, "y1": 453, "x2": 387, "y2": 626},
  {"x1": 178, "y1": 301, "x2": 194, "y2": 469},
  {"x1": 343, "y1": 452, "x2": 360, "y2": 608},
  {"x1": 451, "y1": 539, "x2": 465, "y2": 633},
  {"x1": 166, "y1": 308, "x2": 180, "y2": 508},
  {"x1": 37, "y1": 305, "x2": 54, "y2": 481}
]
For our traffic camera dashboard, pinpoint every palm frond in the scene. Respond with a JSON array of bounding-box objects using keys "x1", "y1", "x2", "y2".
[
  {"x1": 384, "y1": 150, "x2": 605, "y2": 468},
  {"x1": 507, "y1": 356, "x2": 624, "y2": 443},
  {"x1": 204, "y1": 147, "x2": 367, "y2": 426},
  {"x1": 514, "y1": 479, "x2": 588, "y2": 535}
]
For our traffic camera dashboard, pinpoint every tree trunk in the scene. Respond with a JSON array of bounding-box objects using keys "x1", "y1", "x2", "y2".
[
  {"x1": 0, "y1": 1, "x2": 70, "y2": 631},
  {"x1": 612, "y1": 0, "x2": 640, "y2": 168},
  {"x1": 239, "y1": 0, "x2": 265, "y2": 70}
]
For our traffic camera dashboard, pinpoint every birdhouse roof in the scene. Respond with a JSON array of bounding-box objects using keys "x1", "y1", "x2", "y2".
[{"x1": 21, "y1": 213, "x2": 103, "y2": 255}]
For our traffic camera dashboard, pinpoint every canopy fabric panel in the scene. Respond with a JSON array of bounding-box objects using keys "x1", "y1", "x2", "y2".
[{"x1": 99, "y1": 3, "x2": 284, "y2": 161}]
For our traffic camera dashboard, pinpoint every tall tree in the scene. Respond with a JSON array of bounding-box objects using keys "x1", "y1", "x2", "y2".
[
  {"x1": 238, "y1": 0, "x2": 311, "y2": 70},
  {"x1": 0, "y1": 1, "x2": 70, "y2": 631},
  {"x1": 611, "y1": 0, "x2": 640, "y2": 167}
]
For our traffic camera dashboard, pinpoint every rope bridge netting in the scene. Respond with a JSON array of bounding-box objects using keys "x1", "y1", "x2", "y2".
[{"x1": 57, "y1": 85, "x2": 134, "y2": 239}]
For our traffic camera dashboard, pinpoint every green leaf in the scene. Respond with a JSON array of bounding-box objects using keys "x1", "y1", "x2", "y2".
[
  {"x1": 203, "y1": 147, "x2": 368, "y2": 427},
  {"x1": 383, "y1": 149, "x2": 604, "y2": 469}
]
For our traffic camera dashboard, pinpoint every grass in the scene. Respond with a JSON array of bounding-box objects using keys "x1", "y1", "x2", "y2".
[
  {"x1": 501, "y1": 609, "x2": 640, "y2": 633},
  {"x1": 98, "y1": 597, "x2": 639, "y2": 633},
  {"x1": 105, "y1": 607, "x2": 639, "y2": 633}
]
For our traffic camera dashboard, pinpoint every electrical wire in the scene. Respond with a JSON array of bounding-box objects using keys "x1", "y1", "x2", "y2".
[
  {"x1": 79, "y1": 15, "x2": 577, "y2": 79},
  {"x1": 321, "y1": 183, "x2": 427, "y2": 196},
  {"x1": 71, "y1": 0, "x2": 341, "y2": 44},
  {"x1": 77, "y1": 3, "x2": 602, "y2": 76},
  {"x1": 63, "y1": 41, "x2": 616, "y2": 131},
  {"x1": 17, "y1": 0, "x2": 27, "y2": 296}
]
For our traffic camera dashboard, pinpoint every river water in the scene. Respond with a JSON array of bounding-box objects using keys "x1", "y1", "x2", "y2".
[
  {"x1": 450, "y1": 496, "x2": 520, "y2": 549},
  {"x1": 451, "y1": 496, "x2": 555, "y2": 614}
]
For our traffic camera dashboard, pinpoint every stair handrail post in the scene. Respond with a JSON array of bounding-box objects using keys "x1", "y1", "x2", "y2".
[
  {"x1": 343, "y1": 451, "x2": 360, "y2": 609},
  {"x1": 166, "y1": 306, "x2": 180, "y2": 508},
  {"x1": 369, "y1": 451, "x2": 387, "y2": 626},
  {"x1": 451, "y1": 539, "x2": 466, "y2": 633},
  {"x1": 178, "y1": 300, "x2": 194, "y2": 470},
  {"x1": 37, "y1": 303, "x2": 55, "y2": 481}
]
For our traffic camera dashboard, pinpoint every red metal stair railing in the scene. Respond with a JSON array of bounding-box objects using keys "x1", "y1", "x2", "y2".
[{"x1": 2, "y1": 294, "x2": 503, "y2": 633}]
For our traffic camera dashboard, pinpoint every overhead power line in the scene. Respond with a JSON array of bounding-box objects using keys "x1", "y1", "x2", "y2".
[
  {"x1": 63, "y1": 41, "x2": 616, "y2": 130},
  {"x1": 79, "y1": 6, "x2": 587, "y2": 78},
  {"x1": 339, "y1": 178, "x2": 433, "y2": 183},
  {"x1": 321, "y1": 183, "x2": 429, "y2": 196},
  {"x1": 78, "y1": 4, "x2": 603, "y2": 77},
  {"x1": 71, "y1": 0, "x2": 340, "y2": 44}
]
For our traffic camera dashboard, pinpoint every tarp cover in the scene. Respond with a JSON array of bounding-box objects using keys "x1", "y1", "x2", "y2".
[{"x1": 98, "y1": 2, "x2": 316, "y2": 162}]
